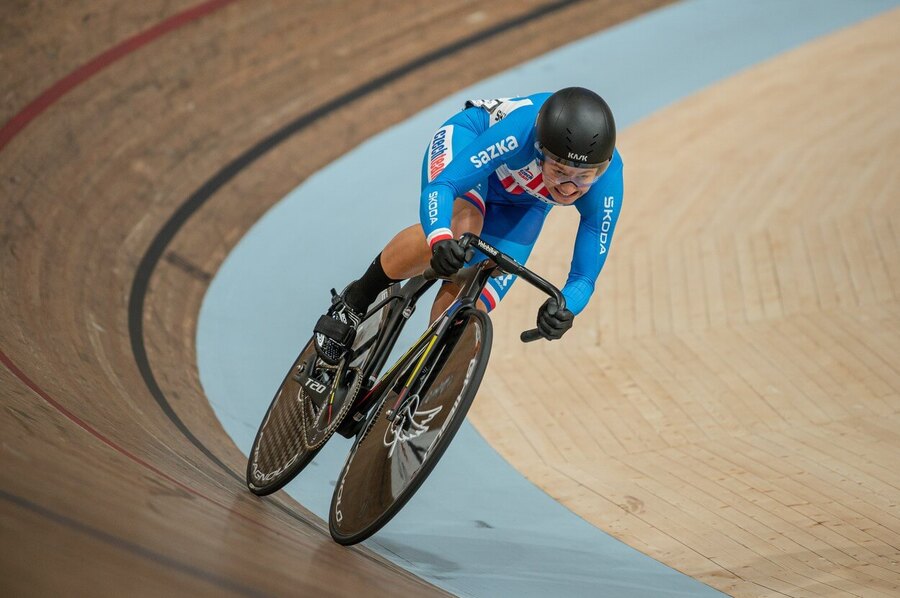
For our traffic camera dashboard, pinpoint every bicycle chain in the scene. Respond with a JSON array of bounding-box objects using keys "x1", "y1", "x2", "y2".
[{"x1": 297, "y1": 363, "x2": 363, "y2": 451}]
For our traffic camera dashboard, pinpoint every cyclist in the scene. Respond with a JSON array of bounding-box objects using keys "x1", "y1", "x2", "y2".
[{"x1": 314, "y1": 87, "x2": 623, "y2": 365}]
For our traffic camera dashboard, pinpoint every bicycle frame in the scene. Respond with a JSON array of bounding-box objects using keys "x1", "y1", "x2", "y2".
[
  {"x1": 344, "y1": 260, "x2": 492, "y2": 421},
  {"x1": 341, "y1": 232, "x2": 565, "y2": 431},
  {"x1": 328, "y1": 233, "x2": 568, "y2": 543}
]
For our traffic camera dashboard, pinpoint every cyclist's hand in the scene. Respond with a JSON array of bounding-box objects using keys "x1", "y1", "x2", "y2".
[
  {"x1": 430, "y1": 239, "x2": 467, "y2": 277},
  {"x1": 537, "y1": 298, "x2": 574, "y2": 340}
]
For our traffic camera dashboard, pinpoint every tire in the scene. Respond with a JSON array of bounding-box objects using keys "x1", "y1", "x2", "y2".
[
  {"x1": 328, "y1": 308, "x2": 492, "y2": 544},
  {"x1": 246, "y1": 339, "x2": 362, "y2": 496}
]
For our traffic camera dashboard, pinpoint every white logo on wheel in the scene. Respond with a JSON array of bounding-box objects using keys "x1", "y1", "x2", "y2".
[{"x1": 383, "y1": 394, "x2": 442, "y2": 458}]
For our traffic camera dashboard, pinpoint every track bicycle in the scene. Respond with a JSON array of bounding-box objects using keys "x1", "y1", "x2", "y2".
[{"x1": 245, "y1": 233, "x2": 564, "y2": 544}]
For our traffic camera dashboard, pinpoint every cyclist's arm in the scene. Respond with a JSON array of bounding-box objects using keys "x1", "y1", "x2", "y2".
[
  {"x1": 419, "y1": 109, "x2": 533, "y2": 247},
  {"x1": 564, "y1": 152, "x2": 624, "y2": 315}
]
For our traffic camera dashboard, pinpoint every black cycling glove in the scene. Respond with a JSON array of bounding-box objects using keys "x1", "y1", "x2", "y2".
[
  {"x1": 430, "y1": 239, "x2": 467, "y2": 277},
  {"x1": 537, "y1": 298, "x2": 574, "y2": 340}
]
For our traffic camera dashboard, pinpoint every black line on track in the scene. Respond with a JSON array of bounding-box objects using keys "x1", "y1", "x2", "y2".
[
  {"x1": 165, "y1": 252, "x2": 213, "y2": 282},
  {"x1": 128, "y1": 0, "x2": 584, "y2": 489},
  {"x1": 0, "y1": 489, "x2": 265, "y2": 597}
]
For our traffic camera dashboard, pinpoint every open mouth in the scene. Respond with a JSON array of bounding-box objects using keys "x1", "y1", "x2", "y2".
[{"x1": 550, "y1": 185, "x2": 580, "y2": 202}]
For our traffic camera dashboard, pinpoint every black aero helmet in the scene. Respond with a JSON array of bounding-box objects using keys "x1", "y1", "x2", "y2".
[{"x1": 535, "y1": 87, "x2": 616, "y2": 169}]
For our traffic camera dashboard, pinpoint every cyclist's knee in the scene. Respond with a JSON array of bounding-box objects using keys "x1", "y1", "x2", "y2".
[
  {"x1": 450, "y1": 198, "x2": 484, "y2": 238},
  {"x1": 381, "y1": 223, "x2": 433, "y2": 280},
  {"x1": 430, "y1": 282, "x2": 458, "y2": 321}
]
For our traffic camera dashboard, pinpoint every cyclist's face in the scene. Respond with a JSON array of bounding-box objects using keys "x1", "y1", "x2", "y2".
[{"x1": 541, "y1": 159, "x2": 602, "y2": 204}]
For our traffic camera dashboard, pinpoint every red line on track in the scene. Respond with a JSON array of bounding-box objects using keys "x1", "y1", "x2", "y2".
[
  {"x1": 0, "y1": 0, "x2": 307, "y2": 540},
  {"x1": 0, "y1": 349, "x2": 201, "y2": 498},
  {"x1": 0, "y1": 347, "x2": 311, "y2": 543},
  {"x1": 0, "y1": 0, "x2": 238, "y2": 152}
]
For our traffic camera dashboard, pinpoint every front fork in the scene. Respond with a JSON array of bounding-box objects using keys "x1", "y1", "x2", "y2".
[{"x1": 385, "y1": 307, "x2": 455, "y2": 422}]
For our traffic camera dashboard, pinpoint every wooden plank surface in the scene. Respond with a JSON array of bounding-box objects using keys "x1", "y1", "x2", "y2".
[
  {"x1": 472, "y1": 8, "x2": 900, "y2": 597},
  {"x1": 0, "y1": 0, "x2": 674, "y2": 594}
]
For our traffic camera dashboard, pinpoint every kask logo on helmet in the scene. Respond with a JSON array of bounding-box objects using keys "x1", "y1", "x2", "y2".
[{"x1": 469, "y1": 136, "x2": 519, "y2": 168}]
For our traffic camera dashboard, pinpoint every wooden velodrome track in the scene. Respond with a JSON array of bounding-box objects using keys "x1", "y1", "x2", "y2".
[
  {"x1": 0, "y1": 1, "x2": 672, "y2": 596},
  {"x1": 1, "y1": 3, "x2": 897, "y2": 598}
]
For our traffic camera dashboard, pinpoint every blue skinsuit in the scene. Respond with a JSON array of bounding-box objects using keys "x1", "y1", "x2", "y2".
[{"x1": 419, "y1": 93, "x2": 624, "y2": 314}]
